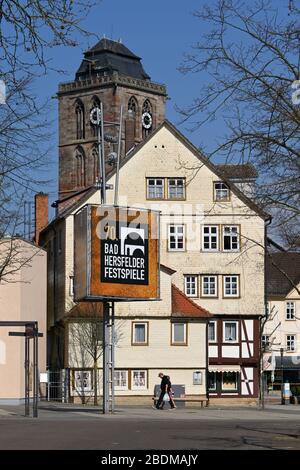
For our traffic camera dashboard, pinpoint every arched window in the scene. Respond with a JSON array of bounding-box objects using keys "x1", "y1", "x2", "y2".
[
  {"x1": 75, "y1": 147, "x2": 86, "y2": 188},
  {"x1": 128, "y1": 96, "x2": 138, "y2": 137},
  {"x1": 75, "y1": 100, "x2": 85, "y2": 140},
  {"x1": 91, "y1": 145, "x2": 99, "y2": 183},
  {"x1": 90, "y1": 96, "x2": 101, "y2": 137},
  {"x1": 128, "y1": 96, "x2": 137, "y2": 116},
  {"x1": 142, "y1": 99, "x2": 152, "y2": 139}
]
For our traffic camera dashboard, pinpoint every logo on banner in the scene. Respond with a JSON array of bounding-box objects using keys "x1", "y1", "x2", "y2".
[{"x1": 101, "y1": 222, "x2": 149, "y2": 285}]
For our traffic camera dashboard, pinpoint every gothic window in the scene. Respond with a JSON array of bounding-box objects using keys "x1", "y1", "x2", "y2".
[
  {"x1": 75, "y1": 147, "x2": 86, "y2": 188},
  {"x1": 128, "y1": 96, "x2": 138, "y2": 136},
  {"x1": 90, "y1": 96, "x2": 101, "y2": 137},
  {"x1": 75, "y1": 100, "x2": 85, "y2": 140},
  {"x1": 91, "y1": 145, "x2": 99, "y2": 183},
  {"x1": 142, "y1": 99, "x2": 152, "y2": 139}
]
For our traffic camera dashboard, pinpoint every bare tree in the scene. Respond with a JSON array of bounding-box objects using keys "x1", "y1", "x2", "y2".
[
  {"x1": 179, "y1": 0, "x2": 300, "y2": 247},
  {"x1": 69, "y1": 307, "x2": 103, "y2": 405},
  {"x1": 68, "y1": 302, "x2": 123, "y2": 406},
  {"x1": 0, "y1": 1, "x2": 101, "y2": 277}
]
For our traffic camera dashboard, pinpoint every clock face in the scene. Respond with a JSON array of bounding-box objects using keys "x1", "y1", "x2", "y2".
[
  {"x1": 90, "y1": 107, "x2": 101, "y2": 125},
  {"x1": 142, "y1": 112, "x2": 152, "y2": 129}
]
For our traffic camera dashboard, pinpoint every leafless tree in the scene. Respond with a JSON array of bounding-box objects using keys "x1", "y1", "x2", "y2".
[
  {"x1": 179, "y1": 0, "x2": 300, "y2": 247},
  {"x1": 68, "y1": 303, "x2": 123, "y2": 405},
  {"x1": 0, "y1": 1, "x2": 101, "y2": 277}
]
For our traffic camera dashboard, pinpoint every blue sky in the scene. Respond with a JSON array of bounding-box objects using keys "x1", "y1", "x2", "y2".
[
  {"x1": 38, "y1": 0, "x2": 213, "y2": 201},
  {"x1": 35, "y1": 0, "x2": 290, "y2": 205}
]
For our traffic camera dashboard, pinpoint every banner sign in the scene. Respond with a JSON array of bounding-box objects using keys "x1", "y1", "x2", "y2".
[{"x1": 74, "y1": 205, "x2": 160, "y2": 301}]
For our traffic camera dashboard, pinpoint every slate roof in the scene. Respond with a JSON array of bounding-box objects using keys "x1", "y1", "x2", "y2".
[
  {"x1": 76, "y1": 38, "x2": 150, "y2": 81},
  {"x1": 217, "y1": 164, "x2": 258, "y2": 180},
  {"x1": 171, "y1": 284, "x2": 212, "y2": 319},
  {"x1": 267, "y1": 252, "x2": 300, "y2": 297}
]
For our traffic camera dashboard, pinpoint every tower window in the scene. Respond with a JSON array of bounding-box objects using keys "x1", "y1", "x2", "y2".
[
  {"x1": 128, "y1": 96, "x2": 137, "y2": 117},
  {"x1": 75, "y1": 147, "x2": 86, "y2": 188},
  {"x1": 75, "y1": 100, "x2": 85, "y2": 140}
]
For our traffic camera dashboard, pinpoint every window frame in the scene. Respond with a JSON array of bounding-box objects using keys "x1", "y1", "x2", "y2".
[
  {"x1": 221, "y1": 371, "x2": 239, "y2": 393},
  {"x1": 168, "y1": 224, "x2": 185, "y2": 252},
  {"x1": 223, "y1": 321, "x2": 239, "y2": 343},
  {"x1": 286, "y1": 301, "x2": 296, "y2": 321},
  {"x1": 286, "y1": 334, "x2": 296, "y2": 352},
  {"x1": 201, "y1": 275, "x2": 218, "y2": 298},
  {"x1": 222, "y1": 225, "x2": 240, "y2": 252},
  {"x1": 171, "y1": 322, "x2": 188, "y2": 346},
  {"x1": 167, "y1": 177, "x2": 186, "y2": 200},
  {"x1": 131, "y1": 322, "x2": 149, "y2": 346},
  {"x1": 213, "y1": 181, "x2": 230, "y2": 202},
  {"x1": 261, "y1": 334, "x2": 270, "y2": 352},
  {"x1": 208, "y1": 371, "x2": 217, "y2": 392},
  {"x1": 184, "y1": 275, "x2": 198, "y2": 298},
  {"x1": 114, "y1": 370, "x2": 129, "y2": 391},
  {"x1": 202, "y1": 225, "x2": 219, "y2": 252},
  {"x1": 146, "y1": 177, "x2": 165, "y2": 200},
  {"x1": 223, "y1": 275, "x2": 240, "y2": 298},
  {"x1": 131, "y1": 369, "x2": 148, "y2": 391},
  {"x1": 73, "y1": 370, "x2": 92, "y2": 392},
  {"x1": 208, "y1": 321, "x2": 217, "y2": 343}
]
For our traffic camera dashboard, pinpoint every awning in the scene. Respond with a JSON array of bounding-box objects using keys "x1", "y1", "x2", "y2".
[
  {"x1": 209, "y1": 365, "x2": 241, "y2": 373},
  {"x1": 274, "y1": 356, "x2": 300, "y2": 370}
]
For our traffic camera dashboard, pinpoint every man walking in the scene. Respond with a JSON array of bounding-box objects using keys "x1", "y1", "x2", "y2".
[{"x1": 155, "y1": 372, "x2": 175, "y2": 409}]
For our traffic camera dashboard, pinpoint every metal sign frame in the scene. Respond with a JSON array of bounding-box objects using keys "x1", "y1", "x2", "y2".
[{"x1": 0, "y1": 321, "x2": 42, "y2": 418}]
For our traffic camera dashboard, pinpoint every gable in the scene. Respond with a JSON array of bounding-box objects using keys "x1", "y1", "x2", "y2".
[{"x1": 105, "y1": 121, "x2": 267, "y2": 219}]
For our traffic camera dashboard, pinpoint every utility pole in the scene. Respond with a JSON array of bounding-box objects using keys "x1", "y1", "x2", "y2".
[{"x1": 89, "y1": 103, "x2": 122, "y2": 413}]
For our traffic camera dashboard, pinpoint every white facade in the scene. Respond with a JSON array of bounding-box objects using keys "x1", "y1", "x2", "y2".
[{"x1": 43, "y1": 121, "x2": 266, "y2": 401}]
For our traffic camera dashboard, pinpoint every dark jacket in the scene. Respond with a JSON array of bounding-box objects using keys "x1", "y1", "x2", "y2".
[{"x1": 160, "y1": 375, "x2": 171, "y2": 392}]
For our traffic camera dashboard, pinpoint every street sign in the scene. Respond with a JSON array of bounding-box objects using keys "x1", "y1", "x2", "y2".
[
  {"x1": 8, "y1": 331, "x2": 43, "y2": 337},
  {"x1": 74, "y1": 204, "x2": 160, "y2": 301}
]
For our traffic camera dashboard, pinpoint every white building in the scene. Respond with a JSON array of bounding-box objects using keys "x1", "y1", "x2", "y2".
[{"x1": 263, "y1": 252, "x2": 300, "y2": 389}]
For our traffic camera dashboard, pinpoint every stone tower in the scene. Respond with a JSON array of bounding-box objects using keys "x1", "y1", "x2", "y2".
[{"x1": 57, "y1": 38, "x2": 167, "y2": 199}]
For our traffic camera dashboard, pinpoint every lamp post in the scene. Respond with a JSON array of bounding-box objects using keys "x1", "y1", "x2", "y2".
[{"x1": 280, "y1": 347, "x2": 284, "y2": 404}]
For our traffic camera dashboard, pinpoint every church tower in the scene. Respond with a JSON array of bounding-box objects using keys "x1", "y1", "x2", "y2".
[{"x1": 57, "y1": 38, "x2": 167, "y2": 199}]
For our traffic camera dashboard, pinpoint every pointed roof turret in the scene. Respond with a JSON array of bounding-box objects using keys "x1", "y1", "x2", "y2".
[{"x1": 75, "y1": 38, "x2": 150, "y2": 81}]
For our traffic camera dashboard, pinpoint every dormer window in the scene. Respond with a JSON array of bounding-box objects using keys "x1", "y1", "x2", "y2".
[{"x1": 214, "y1": 181, "x2": 230, "y2": 201}]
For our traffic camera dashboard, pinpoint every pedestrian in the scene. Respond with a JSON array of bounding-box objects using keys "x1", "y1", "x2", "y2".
[
  {"x1": 154, "y1": 372, "x2": 175, "y2": 409},
  {"x1": 160, "y1": 376, "x2": 176, "y2": 410}
]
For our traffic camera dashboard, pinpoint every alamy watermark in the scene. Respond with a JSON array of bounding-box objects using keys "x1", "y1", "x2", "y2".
[
  {"x1": 292, "y1": 80, "x2": 300, "y2": 104},
  {"x1": 0, "y1": 80, "x2": 6, "y2": 104}
]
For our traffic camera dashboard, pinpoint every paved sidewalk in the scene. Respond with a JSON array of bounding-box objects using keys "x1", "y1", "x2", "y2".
[
  {"x1": 1, "y1": 401, "x2": 300, "y2": 421},
  {"x1": 0, "y1": 402, "x2": 299, "y2": 449}
]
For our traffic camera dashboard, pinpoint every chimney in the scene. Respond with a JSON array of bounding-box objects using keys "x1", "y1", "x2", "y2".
[{"x1": 35, "y1": 192, "x2": 49, "y2": 245}]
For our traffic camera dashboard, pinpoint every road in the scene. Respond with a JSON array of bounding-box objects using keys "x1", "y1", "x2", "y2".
[{"x1": 0, "y1": 403, "x2": 299, "y2": 450}]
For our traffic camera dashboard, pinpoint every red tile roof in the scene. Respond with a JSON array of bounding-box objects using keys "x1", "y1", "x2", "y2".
[{"x1": 171, "y1": 284, "x2": 212, "y2": 319}]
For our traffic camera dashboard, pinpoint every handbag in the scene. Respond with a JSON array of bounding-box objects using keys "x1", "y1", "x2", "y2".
[{"x1": 163, "y1": 392, "x2": 169, "y2": 402}]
